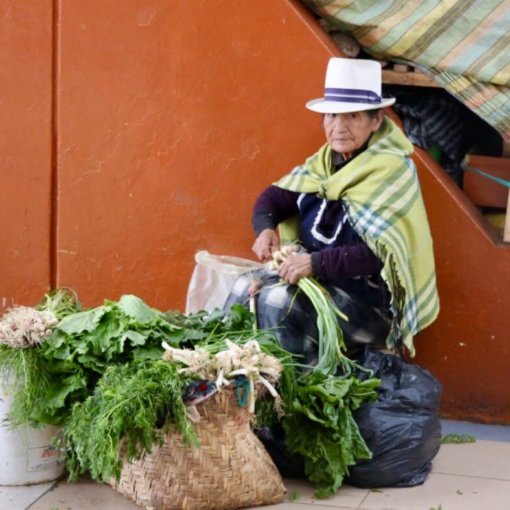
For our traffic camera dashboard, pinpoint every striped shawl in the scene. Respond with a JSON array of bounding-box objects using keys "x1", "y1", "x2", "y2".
[{"x1": 275, "y1": 118, "x2": 439, "y2": 355}]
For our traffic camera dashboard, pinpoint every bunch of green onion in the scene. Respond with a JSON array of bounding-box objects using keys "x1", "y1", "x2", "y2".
[{"x1": 267, "y1": 245, "x2": 354, "y2": 376}]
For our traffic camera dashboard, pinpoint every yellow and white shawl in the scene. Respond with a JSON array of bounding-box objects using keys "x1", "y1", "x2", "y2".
[{"x1": 275, "y1": 118, "x2": 439, "y2": 355}]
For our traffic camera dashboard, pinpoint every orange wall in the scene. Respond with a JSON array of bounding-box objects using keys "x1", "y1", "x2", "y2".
[
  {"x1": 3, "y1": 0, "x2": 510, "y2": 424},
  {"x1": 55, "y1": 0, "x2": 333, "y2": 309},
  {"x1": 0, "y1": 1, "x2": 53, "y2": 309},
  {"x1": 412, "y1": 147, "x2": 510, "y2": 424},
  {"x1": 2, "y1": 0, "x2": 337, "y2": 311}
]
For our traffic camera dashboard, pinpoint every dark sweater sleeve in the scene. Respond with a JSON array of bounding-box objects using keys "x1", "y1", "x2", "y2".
[
  {"x1": 252, "y1": 186, "x2": 301, "y2": 235},
  {"x1": 311, "y1": 244, "x2": 382, "y2": 284}
]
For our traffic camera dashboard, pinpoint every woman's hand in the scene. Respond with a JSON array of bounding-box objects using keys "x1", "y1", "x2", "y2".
[
  {"x1": 278, "y1": 253, "x2": 313, "y2": 284},
  {"x1": 252, "y1": 229, "x2": 280, "y2": 262}
]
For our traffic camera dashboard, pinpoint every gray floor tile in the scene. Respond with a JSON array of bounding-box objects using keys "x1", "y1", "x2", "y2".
[
  {"x1": 433, "y1": 440, "x2": 510, "y2": 480},
  {"x1": 28, "y1": 478, "x2": 138, "y2": 510},
  {"x1": 282, "y1": 478, "x2": 368, "y2": 508},
  {"x1": 359, "y1": 472, "x2": 510, "y2": 510},
  {"x1": 0, "y1": 482, "x2": 54, "y2": 510}
]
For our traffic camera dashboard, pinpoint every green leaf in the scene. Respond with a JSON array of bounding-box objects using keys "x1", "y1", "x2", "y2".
[
  {"x1": 57, "y1": 308, "x2": 106, "y2": 334},
  {"x1": 43, "y1": 372, "x2": 88, "y2": 412},
  {"x1": 131, "y1": 345, "x2": 165, "y2": 360},
  {"x1": 76, "y1": 353, "x2": 108, "y2": 372},
  {"x1": 121, "y1": 330, "x2": 148, "y2": 346},
  {"x1": 283, "y1": 372, "x2": 379, "y2": 498},
  {"x1": 441, "y1": 433, "x2": 476, "y2": 444},
  {"x1": 44, "y1": 331, "x2": 73, "y2": 360},
  {"x1": 88, "y1": 313, "x2": 125, "y2": 356},
  {"x1": 117, "y1": 295, "x2": 159, "y2": 324}
]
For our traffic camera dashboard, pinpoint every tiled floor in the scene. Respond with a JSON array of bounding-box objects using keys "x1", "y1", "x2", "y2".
[{"x1": 2, "y1": 421, "x2": 510, "y2": 510}]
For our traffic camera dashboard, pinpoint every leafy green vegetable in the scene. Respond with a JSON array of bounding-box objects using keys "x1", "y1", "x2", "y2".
[
  {"x1": 117, "y1": 294, "x2": 162, "y2": 323},
  {"x1": 171, "y1": 304, "x2": 380, "y2": 498},
  {"x1": 0, "y1": 289, "x2": 79, "y2": 426},
  {"x1": 441, "y1": 433, "x2": 476, "y2": 444},
  {"x1": 0, "y1": 346, "x2": 49, "y2": 427},
  {"x1": 9, "y1": 295, "x2": 185, "y2": 427},
  {"x1": 56, "y1": 308, "x2": 106, "y2": 335},
  {"x1": 36, "y1": 288, "x2": 82, "y2": 319},
  {"x1": 161, "y1": 304, "x2": 256, "y2": 344},
  {"x1": 282, "y1": 371, "x2": 380, "y2": 498},
  {"x1": 63, "y1": 359, "x2": 197, "y2": 482}
]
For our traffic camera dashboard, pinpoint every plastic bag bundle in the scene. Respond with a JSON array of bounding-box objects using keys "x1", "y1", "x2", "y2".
[
  {"x1": 347, "y1": 348, "x2": 442, "y2": 488},
  {"x1": 185, "y1": 251, "x2": 263, "y2": 314}
]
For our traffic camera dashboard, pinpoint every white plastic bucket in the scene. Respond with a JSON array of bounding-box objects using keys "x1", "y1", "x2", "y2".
[{"x1": 0, "y1": 390, "x2": 64, "y2": 485}]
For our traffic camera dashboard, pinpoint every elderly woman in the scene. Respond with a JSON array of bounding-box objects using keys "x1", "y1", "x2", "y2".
[{"x1": 228, "y1": 58, "x2": 439, "y2": 361}]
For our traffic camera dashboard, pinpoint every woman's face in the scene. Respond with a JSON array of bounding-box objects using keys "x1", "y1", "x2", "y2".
[{"x1": 323, "y1": 110, "x2": 384, "y2": 157}]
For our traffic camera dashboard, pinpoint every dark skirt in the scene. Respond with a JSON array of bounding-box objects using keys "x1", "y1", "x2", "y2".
[{"x1": 223, "y1": 269, "x2": 392, "y2": 367}]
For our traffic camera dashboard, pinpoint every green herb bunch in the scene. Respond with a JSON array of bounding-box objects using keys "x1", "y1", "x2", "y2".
[
  {"x1": 162, "y1": 304, "x2": 258, "y2": 344},
  {"x1": 0, "y1": 346, "x2": 51, "y2": 427},
  {"x1": 0, "y1": 288, "x2": 82, "y2": 427},
  {"x1": 283, "y1": 371, "x2": 380, "y2": 498},
  {"x1": 63, "y1": 358, "x2": 197, "y2": 482},
  {"x1": 251, "y1": 247, "x2": 385, "y2": 497},
  {"x1": 36, "y1": 288, "x2": 83, "y2": 320},
  {"x1": 6, "y1": 294, "x2": 184, "y2": 427}
]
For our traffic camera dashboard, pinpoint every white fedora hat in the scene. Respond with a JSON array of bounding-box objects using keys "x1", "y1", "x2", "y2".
[{"x1": 306, "y1": 58, "x2": 395, "y2": 114}]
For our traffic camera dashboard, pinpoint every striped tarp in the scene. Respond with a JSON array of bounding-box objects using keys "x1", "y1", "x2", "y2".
[{"x1": 305, "y1": 0, "x2": 510, "y2": 141}]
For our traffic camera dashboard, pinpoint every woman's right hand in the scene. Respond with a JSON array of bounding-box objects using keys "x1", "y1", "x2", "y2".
[{"x1": 252, "y1": 229, "x2": 280, "y2": 262}]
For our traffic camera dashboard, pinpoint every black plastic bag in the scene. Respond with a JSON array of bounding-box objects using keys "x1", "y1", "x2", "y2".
[
  {"x1": 347, "y1": 348, "x2": 442, "y2": 488},
  {"x1": 256, "y1": 425, "x2": 306, "y2": 479}
]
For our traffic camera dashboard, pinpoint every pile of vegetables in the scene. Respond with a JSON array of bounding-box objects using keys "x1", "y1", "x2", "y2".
[
  {"x1": 264, "y1": 244, "x2": 382, "y2": 496},
  {"x1": 0, "y1": 294, "x2": 289, "y2": 474},
  {"x1": 0, "y1": 284, "x2": 380, "y2": 498},
  {"x1": 162, "y1": 338, "x2": 283, "y2": 414},
  {"x1": 1, "y1": 292, "x2": 185, "y2": 426}
]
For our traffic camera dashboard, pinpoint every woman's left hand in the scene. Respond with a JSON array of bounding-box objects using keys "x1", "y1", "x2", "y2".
[{"x1": 278, "y1": 253, "x2": 313, "y2": 284}]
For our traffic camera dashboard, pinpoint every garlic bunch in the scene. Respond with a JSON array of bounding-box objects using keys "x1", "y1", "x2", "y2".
[
  {"x1": 162, "y1": 345, "x2": 214, "y2": 380},
  {"x1": 162, "y1": 339, "x2": 283, "y2": 414},
  {"x1": 0, "y1": 306, "x2": 58, "y2": 348}
]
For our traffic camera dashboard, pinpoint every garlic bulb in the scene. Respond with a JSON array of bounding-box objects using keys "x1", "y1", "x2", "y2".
[{"x1": 0, "y1": 306, "x2": 58, "y2": 348}]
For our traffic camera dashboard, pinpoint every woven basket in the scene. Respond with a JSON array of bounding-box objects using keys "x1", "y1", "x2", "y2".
[{"x1": 111, "y1": 389, "x2": 286, "y2": 510}]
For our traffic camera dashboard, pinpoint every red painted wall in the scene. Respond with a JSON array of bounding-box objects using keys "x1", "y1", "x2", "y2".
[
  {"x1": 0, "y1": 1, "x2": 53, "y2": 309},
  {"x1": 55, "y1": 0, "x2": 334, "y2": 309},
  {"x1": 412, "y1": 147, "x2": 510, "y2": 424}
]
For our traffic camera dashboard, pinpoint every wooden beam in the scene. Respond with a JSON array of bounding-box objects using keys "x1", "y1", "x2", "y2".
[
  {"x1": 504, "y1": 191, "x2": 510, "y2": 243},
  {"x1": 382, "y1": 69, "x2": 440, "y2": 88}
]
